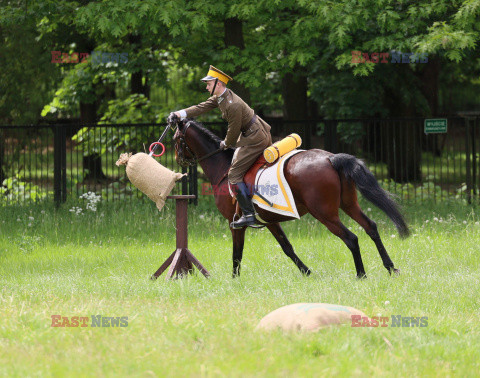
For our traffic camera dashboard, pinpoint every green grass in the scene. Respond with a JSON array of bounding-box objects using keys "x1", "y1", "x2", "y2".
[{"x1": 1, "y1": 199, "x2": 479, "y2": 376}]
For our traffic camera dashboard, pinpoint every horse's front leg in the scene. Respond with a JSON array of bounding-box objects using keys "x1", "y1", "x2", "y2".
[
  {"x1": 230, "y1": 227, "x2": 246, "y2": 277},
  {"x1": 266, "y1": 223, "x2": 311, "y2": 276}
]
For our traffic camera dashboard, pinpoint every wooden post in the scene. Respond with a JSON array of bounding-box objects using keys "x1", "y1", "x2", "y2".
[{"x1": 151, "y1": 195, "x2": 210, "y2": 280}]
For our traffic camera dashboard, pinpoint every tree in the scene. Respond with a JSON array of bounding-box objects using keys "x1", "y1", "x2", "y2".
[{"x1": 303, "y1": 0, "x2": 480, "y2": 181}]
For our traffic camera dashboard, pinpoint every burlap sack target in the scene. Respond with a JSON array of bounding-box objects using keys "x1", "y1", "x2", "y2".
[
  {"x1": 256, "y1": 303, "x2": 367, "y2": 332},
  {"x1": 116, "y1": 152, "x2": 186, "y2": 211}
]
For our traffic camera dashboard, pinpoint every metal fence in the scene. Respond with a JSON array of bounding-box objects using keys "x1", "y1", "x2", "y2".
[
  {"x1": 1, "y1": 116, "x2": 479, "y2": 205},
  {"x1": 267, "y1": 116, "x2": 479, "y2": 203},
  {"x1": 0, "y1": 123, "x2": 197, "y2": 205}
]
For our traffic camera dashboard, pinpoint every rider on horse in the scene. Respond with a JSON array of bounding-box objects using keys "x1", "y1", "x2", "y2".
[{"x1": 170, "y1": 65, "x2": 273, "y2": 229}]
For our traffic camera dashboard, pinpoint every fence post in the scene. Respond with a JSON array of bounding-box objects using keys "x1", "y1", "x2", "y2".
[
  {"x1": 477, "y1": 116, "x2": 480, "y2": 202},
  {"x1": 181, "y1": 165, "x2": 188, "y2": 196},
  {"x1": 54, "y1": 125, "x2": 67, "y2": 205},
  {"x1": 190, "y1": 164, "x2": 198, "y2": 205},
  {"x1": 304, "y1": 121, "x2": 312, "y2": 149},
  {"x1": 0, "y1": 130, "x2": 5, "y2": 185},
  {"x1": 471, "y1": 118, "x2": 477, "y2": 197},
  {"x1": 465, "y1": 119, "x2": 472, "y2": 204},
  {"x1": 324, "y1": 120, "x2": 338, "y2": 153}
]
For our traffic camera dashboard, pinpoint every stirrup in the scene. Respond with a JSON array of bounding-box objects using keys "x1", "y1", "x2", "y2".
[{"x1": 230, "y1": 214, "x2": 257, "y2": 229}]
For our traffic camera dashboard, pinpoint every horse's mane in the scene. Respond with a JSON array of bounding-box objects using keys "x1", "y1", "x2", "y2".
[
  {"x1": 184, "y1": 119, "x2": 235, "y2": 159},
  {"x1": 185, "y1": 118, "x2": 222, "y2": 143}
]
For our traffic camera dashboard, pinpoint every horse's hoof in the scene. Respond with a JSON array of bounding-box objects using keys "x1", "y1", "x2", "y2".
[
  {"x1": 388, "y1": 267, "x2": 400, "y2": 276},
  {"x1": 301, "y1": 268, "x2": 312, "y2": 276},
  {"x1": 356, "y1": 273, "x2": 367, "y2": 279}
]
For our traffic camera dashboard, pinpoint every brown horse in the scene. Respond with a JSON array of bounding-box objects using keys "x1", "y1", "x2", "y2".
[{"x1": 173, "y1": 119, "x2": 409, "y2": 278}]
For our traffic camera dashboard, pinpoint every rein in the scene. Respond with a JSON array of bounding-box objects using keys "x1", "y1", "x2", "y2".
[{"x1": 197, "y1": 148, "x2": 223, "y2": 162}]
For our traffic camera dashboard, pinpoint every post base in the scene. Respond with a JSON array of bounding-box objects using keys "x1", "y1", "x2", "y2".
[{"x1": 151, "y1": 248, "x2": 210, "y2": 280}]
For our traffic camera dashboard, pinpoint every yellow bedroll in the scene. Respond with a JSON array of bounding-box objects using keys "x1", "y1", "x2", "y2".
[{"x1": 263, "y1": 133, "x2": 302, "y2": 163}]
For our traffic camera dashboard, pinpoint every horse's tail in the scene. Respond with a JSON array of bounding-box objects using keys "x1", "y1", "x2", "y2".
[{"x1": 328, "y1": 153, "x2": 410, "y2": 238}]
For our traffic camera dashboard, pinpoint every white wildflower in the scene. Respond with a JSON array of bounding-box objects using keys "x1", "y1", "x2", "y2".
[
  {"x1": 70, "y1": 206, "x2": 83, "y2": 215},
  {"x1": 28, "y1": 216, "x2": 34, "y2": 221},
  {"x1": 80, "y1": 192, "x2": 101, "y2": 212},
  {"x1": 385, "y1": 301, "x2": 390, "y2": 305}
]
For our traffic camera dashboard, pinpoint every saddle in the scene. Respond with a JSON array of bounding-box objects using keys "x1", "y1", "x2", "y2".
[
  {"x1": 227, "y1": 155, "x2": 274, "y2": 197},
  {"x1": 244, "y1": 155, "x2": 274, "y2": 190}
]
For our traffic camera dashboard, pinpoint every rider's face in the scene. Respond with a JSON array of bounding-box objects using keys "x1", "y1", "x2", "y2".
[{"x1": 205, "y1": 80, "x2": 223, "y2": 96}]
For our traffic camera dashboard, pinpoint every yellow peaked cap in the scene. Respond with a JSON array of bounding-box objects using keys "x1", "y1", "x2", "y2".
[{"x1": 201, "y1": 65, "x2": 233, "y2": 84}]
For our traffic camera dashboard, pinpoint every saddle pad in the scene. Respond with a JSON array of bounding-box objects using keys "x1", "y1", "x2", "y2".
[{"x1": 252, "y1": 149, "x2": 303, "y2": 219}]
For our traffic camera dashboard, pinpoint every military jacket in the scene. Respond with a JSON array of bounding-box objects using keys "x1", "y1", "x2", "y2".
[{"x1": 183, "y1": 89, "x2": 271, "y2": 148}]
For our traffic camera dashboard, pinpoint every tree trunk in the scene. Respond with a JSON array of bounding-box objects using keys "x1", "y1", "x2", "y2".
[
  {"x1": 80, "y1": 101, "x2": 107, "y2": 181},
  {"x1": 224, "y1": 18, "x2": 251, "y2": 104},
  {"x1": 384, "y1": 119, "x2": 422, "y2": 182},
  {"x1": 419, "y1": 56, "x2": 441, "y2": 156},
  {"x1": 131, "y1": 71, "x2": 149, "y2": 97},
  {"x1": 281, "y1": 70, "x2": 308, "y2": 137},
  {"x1": 0, "y1": 130, "x2": 5, "y2": 185},
  {"x1": 129, "y1": 34, "x2": 149, "y2": 97},
  {"x1": 378, "y1": 66, "x2": 422, "y2": 182}
]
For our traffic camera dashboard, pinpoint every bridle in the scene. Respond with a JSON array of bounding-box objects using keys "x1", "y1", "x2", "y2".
[{"x1": 174, "y1": 121, "x2": 224, "y2": 167}]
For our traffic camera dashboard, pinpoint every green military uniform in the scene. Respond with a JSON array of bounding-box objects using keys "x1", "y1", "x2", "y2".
[
  {"x1": 182, "y1": 88, "x2": 272, "y2": 184},
  {"x1": 175, "y1": 65, "x2": 271, "y2": 229}
]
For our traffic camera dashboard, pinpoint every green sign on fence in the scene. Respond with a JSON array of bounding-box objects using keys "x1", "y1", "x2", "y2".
[{"x1": 424, "y1": 118, "x2": 447, "y2": 134}]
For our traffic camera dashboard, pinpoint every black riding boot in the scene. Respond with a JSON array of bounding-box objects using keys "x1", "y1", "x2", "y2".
[{"x1": 230, "y1": 182, "x2": 257, "y2": 229}]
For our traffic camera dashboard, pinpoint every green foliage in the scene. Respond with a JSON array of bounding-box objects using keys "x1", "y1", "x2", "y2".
[
  {"x1": 41, "y1": 63, "x2": 97, "y2": 117},
  {"x1": 100, "y1": 94, "x2": 157, "y2": 124},
  {"x1": 72, "y1": 94, "x2": 159, "y2": 156},
  {"x1": 378, "y1": 178, "x2": 474, "y2": 204},
  {"x1": 0, "y1": 11, "x2": 60, "y2": 123},
  {"x1": 0, "y1": 177, "x2": 49, "y2": 204},
  {"x1": 3, "y1": 0, "x2": 480, "y2": 125}
]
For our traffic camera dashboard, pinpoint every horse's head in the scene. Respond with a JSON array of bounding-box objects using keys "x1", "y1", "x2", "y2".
[
  {"x1": 173, "y1": 120, "x2": 197, "y2": 167},
  {"x1": 173, "y1": 118, "x2": 231, "y2": 168}
]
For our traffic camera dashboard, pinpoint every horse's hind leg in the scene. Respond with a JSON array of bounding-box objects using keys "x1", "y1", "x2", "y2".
[
  {"x1": 309, "y1": 208, "x2": 366, "y2": 278},
  {"x1": 266, "y1": 223, "x2": 311, "y2": 276},
  {"x1": 342, "y1": 203, "x2": 399, "y2": 275},
  {"x1": 324, "y1": 218, "x2": 366, "y2": 278}
]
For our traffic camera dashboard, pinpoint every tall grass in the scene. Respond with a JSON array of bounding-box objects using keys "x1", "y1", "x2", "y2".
[{"x1": 1, "y1": 199, "x2": 479, "y2": 376}]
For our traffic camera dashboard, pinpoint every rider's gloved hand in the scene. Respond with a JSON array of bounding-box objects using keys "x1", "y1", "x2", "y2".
[
  {"x1": 219, "y1": 141, "x2": 226, "y2": 150},
  {"x1": 167, "y1": 112, "x2": 179, "y2": 125}
]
